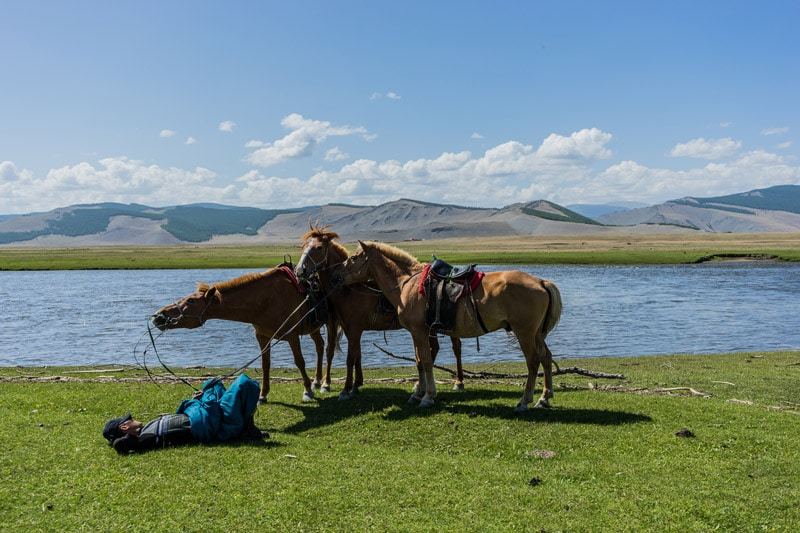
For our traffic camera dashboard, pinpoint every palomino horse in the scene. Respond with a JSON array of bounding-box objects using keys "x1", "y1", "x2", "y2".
[
  {"x1": 331, "y1": 241, "x2": 562, "y2": 411},
  {"x1": 296, "y1": 226, "x2": 465, "y2": 400},
  {"x1": 152, "y1": 269, "x2": 332, "y2": 403}
]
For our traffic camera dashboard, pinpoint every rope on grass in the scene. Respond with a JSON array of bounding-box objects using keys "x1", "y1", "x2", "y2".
[{"x1": 370, "y1": 343, "x2": 626, "y2": 380}]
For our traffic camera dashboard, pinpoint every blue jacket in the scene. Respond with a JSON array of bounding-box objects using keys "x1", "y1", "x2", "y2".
[{"x1": 176, "y1": 375, "x2": 260, "y2": 443}]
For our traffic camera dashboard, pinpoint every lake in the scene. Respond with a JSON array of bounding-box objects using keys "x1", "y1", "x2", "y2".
[{"x1": 1, "y1": 263, "x2": 798, "y2": 368}]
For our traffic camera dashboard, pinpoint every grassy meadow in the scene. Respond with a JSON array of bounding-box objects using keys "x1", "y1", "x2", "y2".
[
  {"x1": 1, "y1": 232, "x2": 799, "y2": 270},
  {"x1": 1, "y1": 351, "x2": 799, "y2": 530}
]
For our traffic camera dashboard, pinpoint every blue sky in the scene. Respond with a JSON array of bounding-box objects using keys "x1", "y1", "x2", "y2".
[{"x1": 1, "y1": 1, "x2": 798, "y2": 213}]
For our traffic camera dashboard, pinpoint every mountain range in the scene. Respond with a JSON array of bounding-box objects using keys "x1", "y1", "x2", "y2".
[{"x1": 1, "y1": 185, "x2": 799, "y2": 246}]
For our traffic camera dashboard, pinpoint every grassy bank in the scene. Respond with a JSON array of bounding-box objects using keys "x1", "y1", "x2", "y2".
[
  {"x1": 2, "y1": 233, "x2": 800, "y2": 269},
  {"x1": 1, "y1": 351, "x2": 799, "y2": 530}
]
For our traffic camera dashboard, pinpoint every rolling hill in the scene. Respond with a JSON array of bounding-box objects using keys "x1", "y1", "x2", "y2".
[
  {"x1": 598, "y1": 185, "x2": 800, "y2": 232},
  {"x1": 2, "y1": 185, "x2": 799, "y2": 246}
]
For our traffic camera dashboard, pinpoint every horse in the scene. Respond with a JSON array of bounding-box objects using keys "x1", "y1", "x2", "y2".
[
  {"x1": 295, "y1": 226, "x2": 465, "y2": 400},
  {"x1": 151, "y1": 268, "x2": 333, "y2": 403},
  {"x1": 331, "y1": 241, "x2": 562, "y2": 411}
]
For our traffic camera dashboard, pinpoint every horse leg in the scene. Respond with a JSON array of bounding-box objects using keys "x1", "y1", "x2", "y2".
[
  {"x1": 414, "y1": 331, "x2": 436, "y2": 409},
  {"x1": 322, "y1": 321, "x2": 337, "y2": 393},
  {"x1": 256, "y1": 333, "x2": 271, "y2": 403},
  {"x1": 339, "y1": 329, "x2": 357, "y2": 401},
  {"x1": 451, "y1": 336, "x2": 464, "y2": 391},
  {"x1": 288, "y1": 335, "x2": 315, "y2": 402},
  {"x1": 311, "y1": 328, "x2": 324, "y2": 390},
  {"x1": 534, "y1": 341, "x2": 554, "y2": 409},
  {"x1": 514, "y1": 332, "x2": 540, "y2": 413},
  {"x1": 351, "y1": 329, "x2": 363, "y2": 395},
  {"x1": 409, "y1": 342, "x2": 425, "y2": 404}
]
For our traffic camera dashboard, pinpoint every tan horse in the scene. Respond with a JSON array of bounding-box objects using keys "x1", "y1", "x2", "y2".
[
  {"x1": 331, "y1": 241, "x2": 562, "y2": 411},
  {"x1": 152, "y1": 269, "x2": 331, "y2": 403},
  {"x1": 296, "y1": 226, "x2": 465, "y2": 400}
]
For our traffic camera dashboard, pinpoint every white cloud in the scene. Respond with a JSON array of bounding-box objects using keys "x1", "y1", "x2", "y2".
[
  {"x1": 0, "y1": 158, "x2": 236, "y2": 213},
  {"x1": 244, "y1": 140, "x2": 265, "y2": 148},
  {"x1": 670, "y1": 137, "x2": 741, "y2": 160},
  {"x1": 245, "y1": 113, "x2": 370, "y2": 167},
  {"x1": 6, "y1": 127, "x2": 800, "y2": 214},
  {"x1": 218, "y1": 120, "x2": 236, "y2": 133},
  {"x1": 370, "y1": 91, "x2": 401, "y2": 101},
  {"x1": 761, "y1": 127, "x2": 789, "y2": 136},
  {"x1": 777, "y1": 141, "x2": 793, "y2": 149},
  {"x1": 159, "y1": 129, "x2": 176, "y2": 138},
  {"x1": 185, "y1": 137, "x2": 197, "y2": 145},
  {"x1": 536, "y1": 128, "x2": 613, "y2": 159},
  {"x1": 471, "y1": 132, "x2": 484, "y2": 140},
  {"x1": 324, "y1": 147, "x2": 349, "y2": 162},
  {"x1": 720, "y1": 121, "x2": 732, "y2": 128}
]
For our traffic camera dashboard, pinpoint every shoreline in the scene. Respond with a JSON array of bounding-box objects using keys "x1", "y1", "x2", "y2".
[{"x1": 1, "y1": 233, "x2": 800, "y2": 270}]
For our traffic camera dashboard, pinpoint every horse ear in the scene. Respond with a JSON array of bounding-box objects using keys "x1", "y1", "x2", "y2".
[
  {"x1": 357, "y1": 240, "x2": 366, "y2": 249},
  {"x1": 205, "y1": 286, "x2": 217, "y2": 300}
]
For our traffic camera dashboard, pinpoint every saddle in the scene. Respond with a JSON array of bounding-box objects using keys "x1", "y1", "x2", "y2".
[{"x1": 420, "y1": 256, "x2": 485, "y2": 334}]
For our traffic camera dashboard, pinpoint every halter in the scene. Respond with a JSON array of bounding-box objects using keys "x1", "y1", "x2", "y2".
[{"x1": 297, "y1": 239, "x2": 332, "y2": 279}]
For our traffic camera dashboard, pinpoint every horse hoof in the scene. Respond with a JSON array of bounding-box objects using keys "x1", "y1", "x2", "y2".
[
  {"x1": 533, "y1": 399, "x2": 551, "y2": 409},
  {"x1": 452, "y1": 382, "x2": 465, "y2": 392},
  {"x1": 321, "y1": 385, "x2": 331, "y2": 393},
  {"x1": 513, "y1": 403, "x2": 528, "y2": 413},
  {"x1": 302, "y1": 391, "x2": 315, "y2": 403},
  {"x1": 419, "y1": 398, "x2": 435, "y2": 409},
  {"x1": 312, "y1": 381, "x2": 321, "y2": 390},
  {"x1": 258, "y1": 396, "x2": 268, "y2": 405},
  {"x1": 338, "y1": 391, "x2": 352, "y2": 402},
  {"x1": 407, "y1": 394, "x2": 422, "y2": 405},
  {"x1": 352, "y1": 387, "x2": 360, "y2": 395}
]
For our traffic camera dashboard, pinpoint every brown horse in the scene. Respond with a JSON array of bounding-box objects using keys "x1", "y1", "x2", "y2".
[
  {"x1": 152, "y1": 269, "x2": 331, "y2": 403},
  {"x1": 331, "y1": 241, "x2": 562, "y2": 411},
  {"x1": 296, "y1": 226, "x2": 465, "y2": 400}
]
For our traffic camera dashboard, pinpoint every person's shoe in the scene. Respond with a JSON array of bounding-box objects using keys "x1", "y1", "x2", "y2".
[{"x1": 242, "y1": 425, "x2": 267, "y2": 440}]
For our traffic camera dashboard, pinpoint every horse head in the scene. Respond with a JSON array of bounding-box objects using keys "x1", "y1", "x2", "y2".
[
  {"x1": 152, "y1": 286, "x2": 218, "y2": 330},
  {"x1": 332, "y1": 240, "x2": 371, "y2": 287},
  {"x1": 296, "y1": 225, "x2": 347, "y2": 280}
]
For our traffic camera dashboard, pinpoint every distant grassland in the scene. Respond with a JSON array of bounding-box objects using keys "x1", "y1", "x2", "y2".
[{"x1": 1, "y1": 233, "x2": 799, "y2": 270}]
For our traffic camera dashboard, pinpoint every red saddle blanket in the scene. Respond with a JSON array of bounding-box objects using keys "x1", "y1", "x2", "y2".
[
  {"x1": 277, "y1": 265, "x2": 306, "y2": 294},
  {"x1": 418, "y1": 263, "x2": 484, "y2": 295}
]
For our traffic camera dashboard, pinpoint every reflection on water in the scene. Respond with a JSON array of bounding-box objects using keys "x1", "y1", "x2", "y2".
[{"x1": 1, "y1": 263, "x2": 798, "y2": 367}]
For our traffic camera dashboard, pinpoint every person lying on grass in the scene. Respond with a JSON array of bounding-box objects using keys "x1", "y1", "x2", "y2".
[{"x1": 102, "y1": 374, "x2": 265, "y2": 454}]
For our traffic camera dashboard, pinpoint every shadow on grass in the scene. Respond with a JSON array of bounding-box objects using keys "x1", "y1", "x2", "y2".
[{"x1": 273, "y1": 386, "x2": 651, "y2": 433}]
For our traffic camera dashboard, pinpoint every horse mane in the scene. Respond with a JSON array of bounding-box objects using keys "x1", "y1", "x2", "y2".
[
  {"x1": 363, "y1": 241, "x2": 421, "y2": 268},
  {"x1": 196, "y1": 271, "x2": 271, "y2": 294},
  {"x1": 301, "y1": 224, "x2": 350, "y2": 260}
]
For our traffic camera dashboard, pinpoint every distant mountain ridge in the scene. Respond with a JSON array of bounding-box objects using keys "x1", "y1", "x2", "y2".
[
  {"x1": 2, "y1": 184, "x2": 799, "y2": 246},
  {"x1": 598, "y1": 185, "x2": 800, "y2": 232}
]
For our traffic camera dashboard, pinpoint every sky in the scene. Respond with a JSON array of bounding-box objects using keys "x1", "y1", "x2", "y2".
[{"x1": 1, "y1": 1, "x2": 799, "y2": 214}]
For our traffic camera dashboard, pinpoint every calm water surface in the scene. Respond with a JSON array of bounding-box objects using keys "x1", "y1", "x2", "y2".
[{"x1": 1, "y1": 263, "x2": 798, "y2": 368}]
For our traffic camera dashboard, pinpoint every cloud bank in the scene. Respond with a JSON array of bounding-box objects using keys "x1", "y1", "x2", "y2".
[{"x1": 3, "y1": 124, "x2": 799, "y2": 214}]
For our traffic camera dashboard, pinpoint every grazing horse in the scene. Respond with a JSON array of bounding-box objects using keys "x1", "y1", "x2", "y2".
[
  {"x1": 152, "y1": 269, "x2": 330, "y2": 403},
  {"x1": 332, "y1": 241, "x2": 562, "y2": 411},
  {"x1": 296, "y1": 226, "x2": 465, "y2": 400}
]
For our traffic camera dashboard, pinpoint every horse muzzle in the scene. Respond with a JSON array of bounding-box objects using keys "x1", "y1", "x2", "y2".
[{"x1": 151, "y1": 313, "x2": 171, "y2": 331}]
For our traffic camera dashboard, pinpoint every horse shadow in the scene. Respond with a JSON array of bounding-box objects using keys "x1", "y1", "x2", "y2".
[{"x1": 272, "y1": 386, "x2": 651, "y2": 434}]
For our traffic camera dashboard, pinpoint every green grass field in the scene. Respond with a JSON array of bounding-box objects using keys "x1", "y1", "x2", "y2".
[
  {"x1": 1, "y1": 351, "x2": 798, "y2": 530},
  {"x1": 2, "y1": 233, "x2": 799, "y2": 269}
]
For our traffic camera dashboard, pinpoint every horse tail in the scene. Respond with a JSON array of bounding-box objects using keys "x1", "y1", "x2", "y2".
[{"x1": 541, "y1": 280, "x2": 562, "y2": 338}]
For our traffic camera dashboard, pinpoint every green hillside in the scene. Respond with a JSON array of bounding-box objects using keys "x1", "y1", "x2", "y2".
[
  {"x1": 521, "y1": 202, "x2": 604, "y2": 225},
  {"x1": 676, "y1": 185, "x2": 800, "y2": 214},
  {"x1": 0, "y1": 203, "x2": 296, "y2": 244}
]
